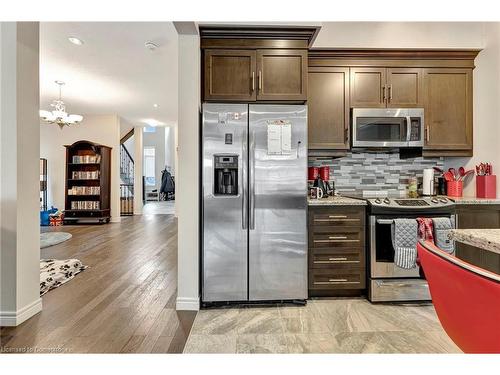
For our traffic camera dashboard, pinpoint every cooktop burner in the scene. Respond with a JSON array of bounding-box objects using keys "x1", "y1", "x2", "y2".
[{"x1": 365, "y1": 195, "x2": 455, "y2": 213}]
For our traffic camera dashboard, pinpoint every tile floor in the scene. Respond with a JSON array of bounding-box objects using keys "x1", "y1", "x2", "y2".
[{"x1": 183, "y1": 298, "x2": 461, "y2": 353}]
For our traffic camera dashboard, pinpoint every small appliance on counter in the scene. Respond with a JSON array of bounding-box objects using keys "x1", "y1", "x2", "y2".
[{"x1": 476, "y1": 162, "x2": 496, "y2": 198}]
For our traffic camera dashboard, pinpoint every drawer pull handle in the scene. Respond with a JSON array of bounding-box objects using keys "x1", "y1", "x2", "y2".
[
  {"x1": 313, "y1": 239, "x2": 360, "y2": 243},
  {"x1": 329, "y1": 215, "x2": 347, "y2": 218},
  {"x1": 330, "y1": 257, "x2": 347, "y2": 261},
  {"x1": 314, "y1": 260, "x2": 360, "y2": 264},
  {"x1": 314, "y1": 280, "x2": 360, "y2": 285},
  {"x1": 314, "y1": 218, "x2": 360, "y2": 222},
  {"x1": 329, "y1": 236, "x2": 347, "y2": 240}
]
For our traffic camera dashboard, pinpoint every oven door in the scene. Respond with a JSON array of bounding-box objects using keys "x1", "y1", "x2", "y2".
[
  {"x1": 370, "y1": 215, "x2": 421, "y2": 278},
  {"x1": 370, "y1": 214, "x2": 456, "y2": 278},
  {"x1": 352, "y1": 108, "x2": 410, "y2": 148}
]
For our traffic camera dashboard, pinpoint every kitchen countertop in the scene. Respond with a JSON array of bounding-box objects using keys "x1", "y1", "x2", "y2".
[
  {"x1": 446, "y1": 196, "x2": 500, "y2": 205},
  {"x1": 307, "y1": 195, "x2": 367, "y2": 206},
  {"x1": 449, "y1": 229, "x2": 500, "y2": 255}
]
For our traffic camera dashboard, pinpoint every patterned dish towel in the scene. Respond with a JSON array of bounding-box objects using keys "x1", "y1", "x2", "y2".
[
  {"x1": 417, "y1": 217, "x2": 435, "y2": 242},
  {"x1": 40, "y1": 259, "x2": 88, "y2": 296},
  {"x1": 392, "y1": 218, "x2": 418, "y2": 269},
  {"x1": 432, "y1": 217, "x2": 455, "y2": 254}
]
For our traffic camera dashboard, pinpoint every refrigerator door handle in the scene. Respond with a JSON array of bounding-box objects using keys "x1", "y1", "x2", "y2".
[
  {"x1": 242, "y1": 128, "x2": 248, "y2": 230},
  {"x1": 249, "y1": 129, "x2": 255, "y2": 230}
]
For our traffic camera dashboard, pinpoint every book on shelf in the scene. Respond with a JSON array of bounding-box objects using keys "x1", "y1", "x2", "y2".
[
  {"x1": 71, "y1": 201, "x2": 100, "y2": 210},
  {"x1": 71, "y1": 171, "x2": 100, "y2": 179},
  {"x1": 72, "y1": 154, "x2": 101, "y2": 164},
  {"x1": 68, "y1": 186, "x2": 101, "y2": 195}
]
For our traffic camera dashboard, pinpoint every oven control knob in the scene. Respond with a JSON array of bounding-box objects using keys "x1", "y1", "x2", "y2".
[
  {"x1": 431, "y1": 197, "x2": 439, "y2": 204},
  {"x1": 439, "y1": 198, "x2": 448, "y2": 203},
  {"x1": 383, "y1": 198, "x2": 390, "y2": 205},
  {"x1": 374, "y1": 198, "x2": 382, "y2": 204}
]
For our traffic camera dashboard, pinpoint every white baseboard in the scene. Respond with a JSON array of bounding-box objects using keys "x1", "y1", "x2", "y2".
[
  {"x1": 176, "y1": 296, "x2": 200, "y2": 311},
  {"x1": 0, "y1": 298, "x2": 42, "y2": 327},
  {"x1": 110, "y1": 216, "x2": 121, "y2": 223}
]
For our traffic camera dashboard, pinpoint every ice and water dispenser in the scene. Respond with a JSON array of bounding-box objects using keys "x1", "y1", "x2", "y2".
[{"x1": 213, "y1": 154, "x2": 238, "y2": 196}]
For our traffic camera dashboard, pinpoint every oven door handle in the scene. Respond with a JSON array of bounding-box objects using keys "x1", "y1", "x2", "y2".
[{"x1": 376, "y1": 219, "x2": 394, "y2": 225}]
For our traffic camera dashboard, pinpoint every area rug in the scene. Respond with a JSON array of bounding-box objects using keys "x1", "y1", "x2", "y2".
[
  {"x1": 40, "y1": 259, "x2": 88, "y2": 296},
  {"x1": 40, "y1": 232, "x2": 72, "y2": 249}
]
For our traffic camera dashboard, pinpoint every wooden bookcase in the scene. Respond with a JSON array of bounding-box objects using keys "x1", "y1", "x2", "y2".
[{"x1": 64, "y1": 140, "x2": 112, "y2": 224}]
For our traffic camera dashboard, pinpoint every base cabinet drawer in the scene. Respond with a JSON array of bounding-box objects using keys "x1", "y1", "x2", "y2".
[
  {"x1": 310, "y1": 208, "x2": 365, "y2": 227},
  {"x1": 309, "y1": 269, "x2": 366, "y2": 290},
  {"x1": 311, "y1": 229, "x2": 364, "y2": 249},
  {"x1": 310, "y1": 249, "x2": 364, "y2": 269}
]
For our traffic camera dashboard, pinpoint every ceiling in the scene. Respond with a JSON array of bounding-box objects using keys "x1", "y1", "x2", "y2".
[{"x1": 40, "y1": 22, "x2": 178, "y2": 128}]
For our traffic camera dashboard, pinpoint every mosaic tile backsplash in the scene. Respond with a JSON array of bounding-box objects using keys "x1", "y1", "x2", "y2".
[{"x1": 309, "y1": 151, "x2": 444, "y2": 196}]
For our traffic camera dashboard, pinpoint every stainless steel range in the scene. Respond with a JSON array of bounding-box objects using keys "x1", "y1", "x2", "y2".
[{"x1": 366, "y1": 195, "x2": 456, "y2": 302}]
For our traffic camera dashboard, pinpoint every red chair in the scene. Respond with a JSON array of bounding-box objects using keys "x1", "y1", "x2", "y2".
[{"x1": 417, "y1": 240, "x2": 500, "y2": 353}]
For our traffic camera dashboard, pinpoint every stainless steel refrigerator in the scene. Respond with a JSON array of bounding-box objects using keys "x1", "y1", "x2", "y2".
[{"x1": 202, "y1": 103, "x2": 308, "y2": 304}]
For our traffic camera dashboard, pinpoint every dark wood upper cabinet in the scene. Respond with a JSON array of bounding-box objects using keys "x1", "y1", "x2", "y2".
[
  {"x1": 349, "y1": 67, "x2": 386, "y2": 108},
  {"x1": 204, "y1": 50, "x2": 256, "y2": 101},
  {"x1": 256, "y1": 49, "x2": 307, "y2": 101},
  {"x1": 308, "y1": 67, "x2": 349, "y2": 150},
  {"x1": 423, "y1": 68, "x2": 473, "y2": 155},
  {"x1": 386, "y1": 68, "x2": 423, "y2": 107}
]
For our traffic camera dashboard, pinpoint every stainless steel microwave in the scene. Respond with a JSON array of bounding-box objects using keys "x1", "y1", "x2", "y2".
[{"x1": 352, "y1": 108, "x2": 424, "y2": 148}]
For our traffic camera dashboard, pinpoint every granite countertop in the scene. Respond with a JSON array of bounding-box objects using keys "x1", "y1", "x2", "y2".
[
  {"x1": 449, "y1": 229, "x2": 500, "y2": 255},
  {"x1": 446, "y1": 196, "x2": 500, "y2": 205},
  {"x1": 307, "y1": 195, "x2": 367, "y2": 206}
]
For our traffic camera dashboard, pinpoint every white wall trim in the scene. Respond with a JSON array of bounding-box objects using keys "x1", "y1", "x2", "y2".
[
  {"x1": 0, "y1": 298, "x2": 42, "y2": 326},
  {"x1": 110, "y1": 216, "x2": 122, "y2": 223},
  {"x1": 176, "y1": 296, "x2": 200, "y2": 311}
]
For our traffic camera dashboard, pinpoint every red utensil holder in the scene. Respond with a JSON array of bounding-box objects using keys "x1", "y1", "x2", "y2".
[
  {"x1": 319, "y1": 166, "x2": 330, "y2": 181},
  {"x1": 476, "y1": 175, "x2": 497, "y2": 198},
  {"x1": 447, "y1": 181, "x2": 463, "y2": 197}
]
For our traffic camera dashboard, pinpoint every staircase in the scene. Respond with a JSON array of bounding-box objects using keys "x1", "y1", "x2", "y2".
[{"x1": 120, "y1": 129, "x2": 134, "y2": 216}]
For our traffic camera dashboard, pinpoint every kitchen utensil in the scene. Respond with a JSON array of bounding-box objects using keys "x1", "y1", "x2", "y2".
[
  {"x1": 437, "y1": 177, "x2": 447, "y2": 195},
  {"x1": 459, "y1": 167, "x2": 465, "y2": 178},
  {"x1": 448, "y1": 168, "x2": 458, "y2": 180},
  {"x1": 459, "y1": 169, "x2": 474, "y2": 181},
  {"x1": 444, "y1": 171, "x2": 455, "y2": 182}
]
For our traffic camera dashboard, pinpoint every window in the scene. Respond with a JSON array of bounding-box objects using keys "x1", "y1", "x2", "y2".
[
  {"x1": 143, "y1": 126, "x2": 156, "y2": 133},
  {"x1": 144, "y1": 147, "x2": 156, "y2": 186}
]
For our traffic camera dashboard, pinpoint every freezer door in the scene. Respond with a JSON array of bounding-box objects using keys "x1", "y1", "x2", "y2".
[
  {"x1": 202, "y1": 103, "x2": 248, "y2": 302},
  {"x1": 248, "y1": 104, "x2": 308, "y2": 301}
]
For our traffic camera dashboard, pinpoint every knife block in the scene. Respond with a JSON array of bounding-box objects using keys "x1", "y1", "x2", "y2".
[{"x1": 476, "y1": 175, "x2": 496, "y2": 198}]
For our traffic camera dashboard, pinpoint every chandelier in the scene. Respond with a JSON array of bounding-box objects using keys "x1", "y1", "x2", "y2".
[{"x1": 40, "y1": 81, "x2": 83, "y2": 128}]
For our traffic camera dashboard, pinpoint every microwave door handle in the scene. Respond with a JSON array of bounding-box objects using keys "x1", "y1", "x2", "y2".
[{"x1": 406, "y1": 116, "x2": 412, "y2": 144}]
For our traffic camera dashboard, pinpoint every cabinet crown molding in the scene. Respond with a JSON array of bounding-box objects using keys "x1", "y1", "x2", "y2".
[
  {"x1": 199, "y1": 26, "x2": 320, "y2": 47},
  {"x1": 308, "y1": 48, "x2": 481, "y2": 60}
]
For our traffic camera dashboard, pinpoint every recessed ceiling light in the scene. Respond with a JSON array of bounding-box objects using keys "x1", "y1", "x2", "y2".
[
  {"x1": 153, "y1": 104, "x2": 159, "y2": 108},
  {"x1": 68, "y1": 37, "x2": 84, "y2": 46}
]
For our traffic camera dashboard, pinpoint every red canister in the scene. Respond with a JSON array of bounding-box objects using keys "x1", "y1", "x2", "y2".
[
  {"x1": 308, "y1": 167, "x2": 319, "y2": 181},
  {"x1": 319, "y1": 166, "x2": 330, "y2": 181}
]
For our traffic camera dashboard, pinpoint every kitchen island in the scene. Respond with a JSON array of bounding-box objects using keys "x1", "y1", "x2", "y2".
[{"x1": 449, "y1": 229, "x2": 500, "y2": 255}]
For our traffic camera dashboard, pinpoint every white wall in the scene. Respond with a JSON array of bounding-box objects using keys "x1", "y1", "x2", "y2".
[
  {"x1": 176, "y1": 32, "x2": 200, "y2": 311},
  {"x1": 165, "y1": 125, "x2": 176, "y2": 176},
  {"x1": 133, "y1": 126, "x2": 144, "y2": 215},
  {"x1": 313, "y1": 22, "x2": 484, "y2": 49},
  {"x1": 314, "y1": 22, "x2": 500, "y2": 197},
  {"x1": 40, "y1": 114, "x2": 121, "y2": 222},
  {"x1": 0, "y1": 22, "x2": 42, "y2": 326}
]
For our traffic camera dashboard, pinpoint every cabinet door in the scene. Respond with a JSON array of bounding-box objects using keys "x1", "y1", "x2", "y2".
[
  {"x1": 423, "y1": 68, "x2": 473, "y2": 153},
  {"x1": 256, "y1": 49, "x2": 307, "y2": 101},
  {"x1": 204, "y1": 49, "x2": 256, "y2": 101},
  {"x1": 308, "y1": 67, "x2": 350, "y2": 150},
  {"x1": 350, "y1": 67, "x2": 386, "y2": 108},
  {"x1": 386, "y1": 68, "x2": 423, "y2": 107}
]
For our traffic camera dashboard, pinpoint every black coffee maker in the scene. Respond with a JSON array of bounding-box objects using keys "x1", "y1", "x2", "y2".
[{"x1": 313, "y1": 176, "x2": 329, "y2": 197}]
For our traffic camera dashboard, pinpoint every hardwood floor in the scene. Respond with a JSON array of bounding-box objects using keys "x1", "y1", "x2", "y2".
[{"x1": 0, "y1": 215, "x2": 195, "y2": 353}]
